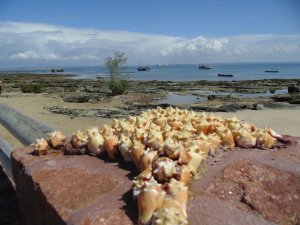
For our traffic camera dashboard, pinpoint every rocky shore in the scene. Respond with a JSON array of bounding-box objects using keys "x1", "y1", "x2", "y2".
[{"x1": 1, "y1": 73, "x2": 300, "y2": 118}]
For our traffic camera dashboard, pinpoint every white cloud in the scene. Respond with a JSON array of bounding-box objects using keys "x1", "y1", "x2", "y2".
[{"x1": 0, "y1": 21, "x2": 300, "y2": 67}]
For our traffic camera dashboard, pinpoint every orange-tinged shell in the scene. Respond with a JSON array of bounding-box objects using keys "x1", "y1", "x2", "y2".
[
  {"x1": 31, "y1": 138, "x2": 49, "y2": 155},
  {"x1": 153, "y1": 198, "x2": 188, "y2": 225},
  {"x1": 48, "y1": 131, "x2": 66, "y2": 148},
  {"x1": 194, "y1": 120, "x2": 212, "y2": 135},
  {"x1": 140, "y1": 149, "x2": 158, "y2": 171},
  {"x1": 178, "y1": 165, "x2": 192, "y2": 185},
  {"x1": 153, "y1": 157, "x2": 177, "y2": 182},
  {"x1": 153, "y1": 116, "x2": 167, "y2": 128},
  {"x1": 166, "y1": 179, "x2": 188, "y2": 214},
  {"x1": 187, "y1": 151, "x2": 206, "y2": 175},
  {"x1": 215, "y1": 127, "x2": 235, "y2": 149},
  {"x1": 232, "y1": 128, "x2": 256, "y2": 148},
  {"x1": 86, "y1": 128, "x2": 105, "y2": 155},
  {"x1": 132, "y1": 168, "x2": 153, "y2": 198},
  {"x1": 255, "y1": 129, "x2": 276, "y2": 149},
  {"x1": 137, "y1": 181, "x2": 166, "y2": 225},
  {"x1": 103, "y1": 135, "x2": 118, "y2": 159},
  {"x1": 71, "y1": 130, "x2": 88, "y2": 148},
  {"x1": 130, "y1": 140, "x2": 146, "y2": 169},
  {"x1": 146, "y1": 130, "x2": 163, "y2": 150}
]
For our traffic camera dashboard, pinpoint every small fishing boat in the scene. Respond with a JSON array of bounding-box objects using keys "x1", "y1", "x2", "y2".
[
  {"x1": 218, "y1": 73, "x2": 234, "y2": 77},
  {"x1": 137, "y1": 66, "x2": 150, "y2": 71},
  {"x1": 265, "y1": 70, "x2": 279, "y2": 73},
  {"x1": 199, "y1": 64, "x2": 211, "y2": 69}
]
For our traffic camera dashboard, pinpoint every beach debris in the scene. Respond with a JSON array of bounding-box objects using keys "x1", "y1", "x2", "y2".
[{"x1": 31, "y1": 106, "x2": 284, "y2": 224}]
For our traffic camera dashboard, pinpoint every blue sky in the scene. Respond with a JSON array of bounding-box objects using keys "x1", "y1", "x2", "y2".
[{"x1": 0, "y1": 0, "x2": 300, "y2": 67}]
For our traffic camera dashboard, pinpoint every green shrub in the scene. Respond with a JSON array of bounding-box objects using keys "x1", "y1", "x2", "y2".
[
  {"x1": 104, "y1": 51, "x2": 130, "y2": 96},
  {"x1": 21, "y1": 83, "x2": 45, "y2": 93}
]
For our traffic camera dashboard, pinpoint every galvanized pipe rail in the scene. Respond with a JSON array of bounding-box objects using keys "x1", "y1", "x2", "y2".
[{"x1": 0, "y1": 103, "x2": 55, "y2": 184}]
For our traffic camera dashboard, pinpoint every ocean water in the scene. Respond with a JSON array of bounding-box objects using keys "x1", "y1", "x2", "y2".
[
  {"x1": 63, "y1": 62, "x2": 300, "y2": 81},
  {"x1": 2, "y1": 62, "x2": 300, "y2": 81}
]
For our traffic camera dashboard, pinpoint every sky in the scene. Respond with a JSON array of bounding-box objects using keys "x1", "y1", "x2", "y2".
[{"x1": 0, "y1": 0, "x2": 300, "y2": 67}]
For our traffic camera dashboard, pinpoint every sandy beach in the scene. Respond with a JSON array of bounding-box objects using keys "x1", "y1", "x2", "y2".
[{"x1": 0, "y1": 74, "x2": 299, "y2": 149}]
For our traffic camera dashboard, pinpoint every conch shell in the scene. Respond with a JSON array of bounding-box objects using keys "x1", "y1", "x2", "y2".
[
  {"x1": 71, "y1": 130, "x2": 88, "y2": 148},
  {"x1": 232, "y1": 128, "x2": 256, "y2": 148},
  {"x1": 86, "y1": 127, "x2": 105, "y2": 156},
  {"x1": 215, "y1": 127, "x2": 235, "y2": 149},
  {"x1": 31, "y1": 138, "x2": 49, "y2": 155},
  {"x1": 137, "y1": 180, "x2": 166, "y2": 225},
  {"x1": 255, "y1": 129, "x2": 276, "y2": 149},
  {"x1": 48, "y1": 131, "x2": 66, "y2": 148},
  {"x1": 139, "y1": 149, "x2": 158, "y2": 172},
  {"x1": 103, "y1": 135, "x2": 118, "y2": 159},
  {"x1": 152, "y1": 198, "x2": 188, "y2": 225},
  {"x1": 118, "y1": 133, "x2": 132, "y2": 161},
  {"x1": 153, "y1": 157, "x2": 177, "y2": 182},
  {"x1": 166, "y1": 179, "x2": 188, "y2": 214}
]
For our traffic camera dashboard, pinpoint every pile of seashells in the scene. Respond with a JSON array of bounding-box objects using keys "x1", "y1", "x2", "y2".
[{"x1": 32, "y1": 107, "x2": 283, "y2": 225}]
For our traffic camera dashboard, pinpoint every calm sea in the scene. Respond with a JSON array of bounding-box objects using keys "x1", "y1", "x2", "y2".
[{"x1": 2, "y1": 62, "x2": 300, "y2": 81}]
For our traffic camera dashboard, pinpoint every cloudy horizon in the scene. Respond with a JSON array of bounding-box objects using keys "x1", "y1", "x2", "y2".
[{"x1": 1, "y1": 21, "x2": 300, "y2": 68}]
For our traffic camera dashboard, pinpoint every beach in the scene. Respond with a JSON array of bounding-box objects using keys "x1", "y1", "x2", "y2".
[
  {"x1": 0, "y1": 73, "x2": 299, "y2": 149},
  {"x1": 0, "y1": 73, "x2": 300, "y2": 225}
]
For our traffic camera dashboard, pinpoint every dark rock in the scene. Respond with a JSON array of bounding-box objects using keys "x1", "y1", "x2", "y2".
[
  {"x1": 288, "y1": 86, "x2": 300, "y2": 93},
  {"x1": 254, "y1": 103, "x2": 264, "y2": 110}
]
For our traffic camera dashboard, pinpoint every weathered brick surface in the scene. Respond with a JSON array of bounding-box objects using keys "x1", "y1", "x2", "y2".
[{"x1": 12, "y1": 136, "x2": 300, "y2": 225}]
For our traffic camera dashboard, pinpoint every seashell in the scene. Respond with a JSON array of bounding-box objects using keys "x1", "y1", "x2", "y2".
[
  {"x1": 152, "y1": 157, "x2": 177, "y2": 182},
  {"x1": 168, "y1": 118, "x2": 183, "y2": 130},
  {"x1": 127, "y1": 116, "x2": 137, "y2": 125},
  {"x1": 215, "y1": 127, "x2": 235, "y2": 149},
  {"x1": 177, "y1": 146, "x2": 191, "y2": 165},
  {"x1": 132, "y1": 168, "x2": 153, "y2": 198},
  {"x1": 118, "y1": 133, "x2": 132, "y2": 161},
  {"x1": 112, "y1": 118, "x2": 121, "y2": 132},
  {"x1": 71, "y1": 130, "x2": 88, "y2": 148},
  {"x1": 31, "y1": 138, "x2": 49, "y2": 156},
  {"x1": 241, "y1": 122, "x2": 256, "y2": 132},
  {"x1": 130, "y1": 140, "x2": 146, "y2": 169},
  {"x1": 153, "y1": 198, "x2": 188, "y2": 225},
  {"x1": 139, "y1": 149, "x2": 158, "y2": 171},
  {"x1": 207, "y1": 133, "x2": 222, "y2": 153},
  {"x1": 63, "y1": 137, "x2": 86, "y2": 155},
  {"x1": 163, "y1": 138, "x2": 183, "y2": 159},
  {"x1": 194, "y1": 120, "x2": 212, "y2": 135},
  {"x1": 181, "y1": 122, "x2": 197, "y2": 133},
  {"x1": 137, "y1": 180, "x2": 166, "y2": 225},
  {"x1": 225, "y1": 116, "x2": 241, "y2": 131},
  {"x1": 166, "y1": 179, "x2": 188, "y2": 215},
  {"x1": 174, "y1": 129, "x2": 192, "y2": 141},
  {"x1": 173, "y1": 165, "x2": 192, "y2": 185},
  {"x1": 153, "y1": 117, "x2": 167, "y2": 128},
  {"x1": 187, "y1": 151, "x2": 206, "y2": 175},
  {"x1": 86, "y1": 127, "x2": 105, "y2": 156},
  {"x1": 100, "y1": 125, "x2": 115, "y2": 137},
  {"x1": 232, "y1": 128, "x2": 256, "y2": 148},
  {"x1": 149, "y1": 122, "x2": 162, "y2": 132},
  {"x1": 48, "y1": 131, "x2": 66, "y2": 148},
  {"x1": 146, "y1": 129, "x2": 163, "y2": 150},
  {"x1": 136, "y1": 116, "x2": 150, "y2": 129},
  {"x1": 268, "y1": 128, "x2": 282, "y2": 139},
  {"x1": 119, "y1": 121, "x2": 134, "y2": 136},
  {"x1": 103, "y1": 135, "x2": 118, "y2": 159},
  {"x1": 132, "y1": 127, "x2": 146, "y2": 142},
  {"x1": 254, "y1": 129, "x2": 276, "y2": 149}
]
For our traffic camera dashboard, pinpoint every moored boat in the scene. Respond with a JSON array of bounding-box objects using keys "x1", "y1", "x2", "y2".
[
  {"x1": 137, "y1": 65, "x2": 150, "y2": 71},
  {"x1": 199, "y1": 64, "x2": 211, "y2": 69},
  {"x1": 218, "y1": 73, "x2": 234, "y2": 77},
  {"x1": 265, "y1": 70, "x2": 279, "y2": 73}
]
